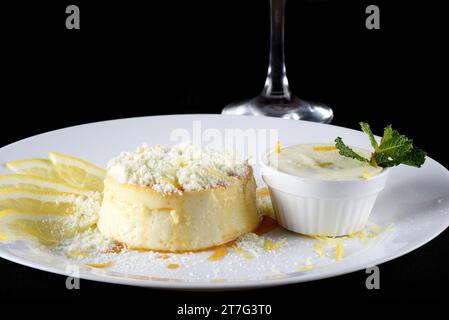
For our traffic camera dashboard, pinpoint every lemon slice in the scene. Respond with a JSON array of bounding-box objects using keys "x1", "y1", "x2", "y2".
[
  {"x1": 0, "y1": 209, "x2": 77, "y2": 245},
  {"x1": 0, "y1": 174, "x2": 90, "y2": 195},
  {"x1": 48, "y1": 152, "x2": 105, "y2": 192},
  {"x1": 0, "y1": 188, "x2": 81, "y2": 214},
  {"x1": 5, "y1": 158, "x2": 62, "y2": 181}
]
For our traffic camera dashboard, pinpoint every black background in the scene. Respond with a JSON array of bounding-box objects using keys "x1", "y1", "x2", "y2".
[{"x1": 1, "y1": 0, "x2": 448, "y2": 310}]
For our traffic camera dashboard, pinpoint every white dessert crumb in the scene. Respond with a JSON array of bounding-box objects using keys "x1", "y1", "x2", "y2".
[
  {"x1": 51, "y1": 192, "x2": 115, "y2": 257},
  {"x1": 234, "y1": 232, "x2": 288, "y2": 259},
  {"x1": 58, "y1": 228, "x2": 116, "y2": 256},
  {"x1": 106, "y1": 142, "x2": 249, "y2": 193},
  {"x1": 63, "y1": 191, "x2": 102, "y2": 230},
  {"x1": 235, "y1": 233, "x2": 265, "y2": 258}
]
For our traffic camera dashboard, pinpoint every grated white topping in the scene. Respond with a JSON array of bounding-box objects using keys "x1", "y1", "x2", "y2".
[
  {"x1": 52, "y1": 192, "x2": 116, "y2": 256},
  {"x1": 106, "y1": 142, "x2": 249, "y2": 193},
  {"x1": 58, "y1": 228, "x2": 115, "y2": 256},
  {"x1": 235, "y1": 233, "x2": 266, "y2": 257},
  {"x1": 53, "y1": 191, "x2": 102, "y2": 234}
]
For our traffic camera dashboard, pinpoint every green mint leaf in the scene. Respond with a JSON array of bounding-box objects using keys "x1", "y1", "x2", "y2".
[
  {"x1": 373, "y1": 124, "x2": 426, "y2": 168},
  {"x1": 400, "y1": 147, "x2": 427, "y2": 167},
  {"x1": 360, "y1": 122, "x2": 378, "y2": 150},
  {"x1": 374, "y1": 126, "x2": 414, "y2": 167},
  {"x1": 380, "y1": 125, "x2": 393, "y2": 145},
  {"x1": 335, "y1": 137, "x2": 370, "y2": 163},
  {"x1": 334, "y1": 123, "x2": 427, "y2": 169},
  {"x1": 376, "y1": 144, "x2": 426, "y2": 168}
]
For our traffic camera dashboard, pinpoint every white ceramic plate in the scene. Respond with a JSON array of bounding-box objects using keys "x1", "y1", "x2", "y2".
[{"x1": 1, "y1": 114, "x2": 448, "y2": 290}]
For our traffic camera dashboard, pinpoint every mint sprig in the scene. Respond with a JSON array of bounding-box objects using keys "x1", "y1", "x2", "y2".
[{"x1": 335, "y1": 122, "x2": 426, "y2": 168}]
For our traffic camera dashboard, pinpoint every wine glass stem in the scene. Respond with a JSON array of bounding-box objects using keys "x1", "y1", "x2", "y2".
[{"x1": 262, "y1": 0, "x2": 291, "y2": 100}]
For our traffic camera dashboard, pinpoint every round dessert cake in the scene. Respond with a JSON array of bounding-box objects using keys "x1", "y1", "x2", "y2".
[{"x1": 98, "y1": 143, "x2": 260, "y2": 252}]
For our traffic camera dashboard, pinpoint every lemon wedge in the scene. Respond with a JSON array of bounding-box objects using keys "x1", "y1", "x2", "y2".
[
  {"x1": 0, "y1": 209, "x2": 77, "y2": 245},
  {"x1": 48, "y1": 152, "x2": 105, "y2": 192},
  {"x1": 0, "y1": 174, "x2": 90, "y2": 195},
  {"x1": 5, "y1": 158, "x2": 62, "y2": 181},
  {"x1": 0, "y1": 188, "x2": 81, "y2": 214}
]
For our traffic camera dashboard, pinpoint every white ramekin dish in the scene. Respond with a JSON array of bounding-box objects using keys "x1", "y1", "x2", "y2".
[{"x1": 260, "y1": 148, "x2": 389, "y2": 236}]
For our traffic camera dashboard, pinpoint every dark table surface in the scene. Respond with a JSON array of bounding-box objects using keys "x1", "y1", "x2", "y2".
[{"x1": 1, "y1": 0, "x2": 448, "y2": 309}]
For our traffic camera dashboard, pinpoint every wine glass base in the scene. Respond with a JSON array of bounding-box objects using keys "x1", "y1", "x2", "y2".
[{"x1": 222, "y1": 95, "x2": 333, "y2": 123}]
